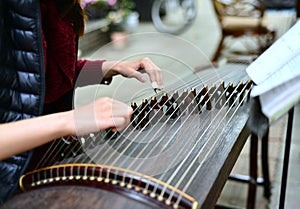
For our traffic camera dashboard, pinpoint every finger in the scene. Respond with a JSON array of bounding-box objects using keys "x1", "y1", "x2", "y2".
[
  {"x1": 154, "y1": 67, "x2": 163, "y2": 89},
  {"x1": 111, "y1": 101, "x2": 133, "y2": 116},
  {"x1": 131, "y1": 70, "x2": 147, "y2": 83},
  {"x1": 140, "y1": 62, "x2": 163, "y2": 89},
  {"x1": 148, "y1": 68, "x2": 163, "y2": 89},
  {"x1": 111, "y1": 117, "x2": 129, "y2": 132}
]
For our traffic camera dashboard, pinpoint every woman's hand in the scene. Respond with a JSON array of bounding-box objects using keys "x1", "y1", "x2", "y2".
[
  {"x1": 0, "y1": 97, "x2": 133, "y2": 160},
  {"x1": 102, "y1": 58, "x2": 163, "y2": 90},
  {"x1": 72, "y1": 97, "x2": 133, "y2": 136}
]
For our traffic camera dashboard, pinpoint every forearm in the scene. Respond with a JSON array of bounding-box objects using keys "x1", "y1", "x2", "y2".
[{"x1": 0, "y1": 111, "x2": 74, "y2": 160}]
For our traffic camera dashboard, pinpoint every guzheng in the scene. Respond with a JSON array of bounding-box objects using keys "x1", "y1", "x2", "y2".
[{"x1": 4, "y1": 64, "x2": 253, "y2": 209}]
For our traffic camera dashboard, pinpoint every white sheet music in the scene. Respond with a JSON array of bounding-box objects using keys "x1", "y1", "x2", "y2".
[
  {"x1": 250, "y1": 53, "x2": 300, "y2": 97},
  {"x1": 259, "y1": 75, "x2": 300, "y2": 122},
  {"x1": 246, "y1": 20, "x2": 300, "y2": 122}
]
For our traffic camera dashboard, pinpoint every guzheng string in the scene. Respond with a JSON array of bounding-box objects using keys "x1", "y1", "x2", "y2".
[
  {"x1": 34, "y1": 67, "x2": 249, "y2": 197},
  {"x1": 111, "y1": 79, "x2": 246, "y2": 203},
  {"x1": 126, "y1": 81, "x2": 234, "y2": 194},
  {"x1": 94, "y1": 74, "x2": 251, "y2": 203},
  {"x1": 104, "y1": 83, "x2": 221, "y2": 171},
  {"x1": 81, "y1": 70, "x2": 229, "y2": 168},
  {"x1": 45, "y1": 69, "x2": 234, "y2": 171},
  {"x1": 170, "y1": 81, "x2": 251, "y2": 205},
  {"x1": 34, "y1": 68, "x2": 234, "y2": 169},
  {"x1": 93, "y1": 69, "x2": 238, "y2": 164}
]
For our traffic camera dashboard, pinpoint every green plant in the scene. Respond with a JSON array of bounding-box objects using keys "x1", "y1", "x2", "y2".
[{"x1": 81, "y1": 0, "x2": 136, "y2": 31}]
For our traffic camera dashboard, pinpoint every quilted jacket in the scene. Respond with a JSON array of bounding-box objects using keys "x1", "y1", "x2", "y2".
[{"x1": 0, "y1": 0, "x2": 45, "y2": 204}]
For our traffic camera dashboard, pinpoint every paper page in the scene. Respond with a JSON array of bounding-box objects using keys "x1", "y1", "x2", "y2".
[
  {"x1": 259, "y1": 74, "x2": 300, "y2": 122},
  {"x1": 250, "y1": 52, "x2": 300, "y2": 97},
  {"x1": 246, "y1": 20, "x2": 300, "y2": 87}
]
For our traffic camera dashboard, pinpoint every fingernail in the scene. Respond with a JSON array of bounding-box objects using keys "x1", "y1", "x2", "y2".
[
  {"x1": 151, "y1": 82, "x2": 158, "y2": 89},
  {"x1": 141, "y1": 76, "x2": 146, "y2": 82}
]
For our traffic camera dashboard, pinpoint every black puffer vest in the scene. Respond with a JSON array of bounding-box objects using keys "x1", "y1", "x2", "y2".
[{"x1": 0, "y1": 0, "x2": 45, "y2": 204}]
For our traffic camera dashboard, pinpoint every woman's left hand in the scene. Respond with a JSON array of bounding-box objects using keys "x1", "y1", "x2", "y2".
[{"x1": 102, "y1": 58, "x2": 163, "y2": 90}]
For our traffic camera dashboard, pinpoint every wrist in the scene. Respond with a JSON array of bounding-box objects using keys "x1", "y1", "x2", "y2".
[
  {"x1": 102, "y1": 61, "x2": 119, "y2": 78},
  {"x1": 57, "y1": 111, "x2": 76, "y2": 136}
]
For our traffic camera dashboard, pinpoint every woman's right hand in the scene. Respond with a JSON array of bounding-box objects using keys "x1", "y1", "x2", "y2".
[
  {"x1": 0, "y1": 97, "x2": 133, "y2": 160},
  {"x1": 72, "y1": 97, "x2": 133, "y2": 136}
]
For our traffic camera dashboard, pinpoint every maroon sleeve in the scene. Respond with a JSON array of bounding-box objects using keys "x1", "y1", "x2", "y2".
[{"x1": 75, "y1": 59, "x2": 108, "y2": 88}]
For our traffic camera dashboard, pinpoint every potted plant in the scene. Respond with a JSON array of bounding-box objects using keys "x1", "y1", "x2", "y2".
[
  {"x1": 81, "y1": 0, "x2": 111, "y2": 20},
  {"x1": 106, "y1": 0, "x2": 136, "y2": 31},
  {"x1": 81, "y1": 0, "x2": 137, "y2": 49},
  {"x1": 81, "y1": 0, "x2": 136, "y2": 28}
]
